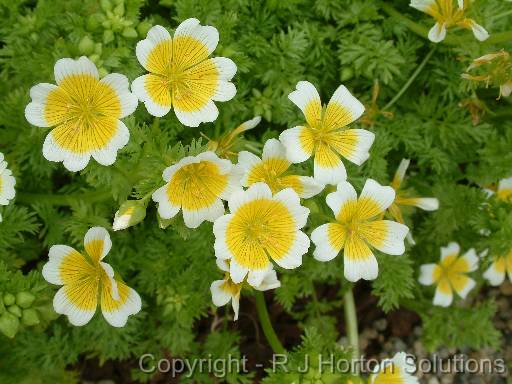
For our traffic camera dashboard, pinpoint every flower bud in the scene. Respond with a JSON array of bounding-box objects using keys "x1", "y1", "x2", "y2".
[
  {"x1": 122, "y1": 27, "x2": 138, "y2": 39},
  {"x1": 103, "y1": 30, "x2": 114, "y2": 44},
  {"x1": 21, "y1": 308, "x2": 40, "y2": 326},
  {"x1": 86, "y1": 14, "x2": 105, "y2": 32},
  {"x1": 0, "y1": 312, "x2": 19, "y2": 338},
  {"x1": 8, "y1": 305, "x2": 22, "y2": 318},
  {"x1": 16, "y1": 292, "x2": 35, "y2": 309},
  {"x1": 100, "y1": 0, "x2": 113, "y2": 12},
  {"x1": 78, "y1": 36, "x2": 95, "y2": 55},
  {"x1": 113, "y1": 200, "x2": 147, "y2": 231},
  {"x1": 113, "y1": 3, "x2": 125, "y2": 17},
  {"x1": 341, "y1": 67, "x2": 354, "y2": 81},
  {"x1": 3, "y1": 293, "x2": 15, "y2": 306}
]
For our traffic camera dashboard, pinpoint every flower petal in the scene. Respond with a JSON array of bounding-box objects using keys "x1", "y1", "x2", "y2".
[
  {"x1": 287, "y1": 81, "x2": 322, "y2": 127},
  {"x1": 324, "y1": 84, "x2": 365, "y2": 130},
  {"x1": 356, "y1": 179, "x2": 395, "y2": 220},
  {"x1": 344, "y1": 234, "x2": 378, "y2": 281},
  {"x1": 428, "y1": 22, "x2": 446, "y2": 43},
  {"x1": 272, "y1": 230, "x2": 310, "y2": 269},
  {"x1": 311, "y1": 223, "x2": 345, "y2": 262},
  {"x1": 433, "y1": 288, "x2": 452, "y2": 307},
  {"x1": 358, "y1": 220, "x2": 409, "y2": 255},
  {"x1": 90, "y1": 120, "x2": 130, "y2": 166},
  {"x1": 84, "y1": 227, "x2": 112, "y2": 262},
  {"x1": 273, "y1": 187, "x2": 309, "y2": 229},
  {"x1": 329, "y1": 129, "x2": 374, "y2": 165},
  {"x1": 313, "y1": 143, "x2": 347, "y2": 185},
  {"x1": 25, "y1": 83, "x2": 58, "y2": 127},
  {"x1": 210, "y1": 280, "x2": 233, "y2": 306},
  {"x1": 182, "y1": 198, "x2": 225, "y2": 228},
  {"x1": 326, "y1": 181, "x2": 358, "y2": 220},
  {"x1": 174, "y1": 99, "x2": 219, "y2": 127},
  {"x1": 279, "y1": 126, "x2": 314, "y2": 163},
  {"x1": 451, "y1": 275, "x2": 475, "y2": 299},
  {"x1": 135, "y1": 25, "x2": 172, "y2": 73},
  {"x1": 483, "y1": 258, "x2": 506, "y2": 286},
  {"x1": 392, "y1": 159, "x2": 410, "y2": 190},
  {"x1": 440, "y1": 242, "x2": 460, "y2": 259},
  {"x1": 101, "y1": 277, "x2": 142, "y2": 327},
  {"x1": 54, "y1": 56, "x2": 99, "y2": 84},
  {"x1": 53, "y1": 282, "x2": 98, "y2": 326},
  {"x1": 42, "y1": 245, "x2": 92, "y2": 285},
  {"x1": 418, "y1": 264, "x2": 437, "y2": 286},
  {"x1": 132, "y1": 74, "x2": 172, "y2": 117},
  {"x1": 100, "y1": 73, "x2": 138, "y2": 118}
]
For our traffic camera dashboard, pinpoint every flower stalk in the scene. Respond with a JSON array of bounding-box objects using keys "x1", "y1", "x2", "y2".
[
  {"x1": 343, "y1": 287, "x2": 359, "y2": 365},
  {"x1": 254, "y1": 291, "x2": 286, "y2": 354}
]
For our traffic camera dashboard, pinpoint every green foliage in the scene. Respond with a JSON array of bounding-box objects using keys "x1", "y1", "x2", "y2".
[
  {"x1": 421, "y1": 300, "x2": 501, "y2": 352},
  {"x1": 0, "y1": 0, "x2": 511, "y2": 382}
]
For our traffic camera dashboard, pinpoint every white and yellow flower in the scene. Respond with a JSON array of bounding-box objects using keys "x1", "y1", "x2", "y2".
[
  {"x1": 132, "y1": 19, "x2": 236, "y2": 127},
  {"x1": 483, "y1": 249, "x2": 512, "y2": 286},
  {"x1": 42, "y1": 227, "x2": 141, "y2": 327},
  {"x1": 410, "y1": 0, "x2": 489, "y2": 43},
  {"x1": 279, "y1": 81, "x2": 373, "y2": 185},
  {"x1": 210, "y1": 259, "x2": 280, "y2": 321},
  {"x1": 370, "y1": 352, "x2": 418, "y2": 384},
  {"x1": 311, "y1": 179, "x2": 409, "y2": 282},
  {"x1": 213, "y1": 183, "x2": 310, "y2": 285},
  {"x1": 388, "y1": 159, "x2": 439, "y2": 243},
  {"x1": 152, "y1": 151, "x2": 241, "y2": 228},
  {"x1": 0, "y1": 153, "x2": 16, "y2": 222},
  {"x1": 236, "y1": 138, "x2": 323, "y2": 198},
  {"x1": 496, "y1": 177, "x2": 512, "y2": 202},
  {"x1": 419, "y1": 242, "x2": 478, "y2": 307},
  {"x1": 25, "y1": 56, "x2": 138, "y2": 172}
]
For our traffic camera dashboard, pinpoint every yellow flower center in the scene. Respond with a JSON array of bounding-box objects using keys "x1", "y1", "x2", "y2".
[
  {"x1": 44, "y1": 74, "x2": 122, "y2": 153},
  {"x1": 226, "y1": 199, "x2": 295, "y2": 269},
  {"x1": 166, "y1": 160, "x2": 228, "y2": 210},
  {"x1": 433, "y1": 254, "x2": 470, "y2": 293}
]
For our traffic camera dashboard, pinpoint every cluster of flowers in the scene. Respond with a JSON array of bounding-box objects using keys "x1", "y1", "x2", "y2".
[{"x1": 12, "y1": 11, "x2": 508, "y2": 330}]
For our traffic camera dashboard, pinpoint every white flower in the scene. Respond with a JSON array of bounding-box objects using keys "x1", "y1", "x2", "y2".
[
  {"x1": 370, "y1": 352, "x2": 419, "y2": 384},
  {"x1": 311, "y1": 179, "x2": 409, "y2": 282},
  {"x1": 236, "y1": 138, "x2": 323, "y2": 198},
  {"x1": 152, "y1": 151, "x2": 242, "y2": 228},
  {"x1": 0, "y1": 153, "x2": 16, "y2": 222},
  {"x1": 25, "y1": 57, "x2": 138, "y2": 172},
  {"x1": 419, "y1": 242, "x2": 478, "y2": 307},
  {"x1": 132, "y1": 19, "x2": 236, "y2": 127},
  {"x1": 210, "y1": 259, "x2": 280, "y2": 320},
  {"x1": 42, "y1": 227, "x2": 141, "y2": 327},
  {"x1": 213, "y1": 183, "x2": 310, "y2": 286},
  {"x1": 483, "y1": 250, "x2": 512, "y2": 286},
  {"x1": 279, "y1": 81, "x2": 373, "y2": 185},
  {"x1": 410, "y1": 0, "x2": 489, "y2": 43}
]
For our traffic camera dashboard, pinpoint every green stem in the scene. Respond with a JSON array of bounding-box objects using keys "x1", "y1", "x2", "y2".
[
  {"x1": 16, "y1": 190, "x2": 112, "y2": 206},
  {"x1": 383, "y1": 46, "x2": 437, "y2": 110},
  {"x1": 381, "y1": 3, "x2": 512, "y2": 46},
  {"x1": 254, "y1": 291, "x2": 286, "y2": 354},
  {"x1": 343, "y1": 288, "x2": 359, "y2": 363}
]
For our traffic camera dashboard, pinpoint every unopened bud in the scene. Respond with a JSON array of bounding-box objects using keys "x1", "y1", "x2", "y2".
[
  {"x1": 0, "y1": 313, "x2": 19, "y2": 338},
  {"x1": 78, "y1": 35, "x2": 95, "y2": 55},
  {"x1": 113, "y1": 200, "x2": 147, "y2": 231},
  {"x1": 16, "y1": 292, "x2": 35, "y2": 309},
  {"x1": 3, "y1": 293, "x2": 15, "y2": 306},
  {"x1": 122, "y1": 27, "x2": 138, "y2": 39},
  {"x1": 8, "y1": 305, "x2": 22, "y2": 318},
  {"x1": 21, "y1": 308, "x2": 40, "y2": 326}
]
